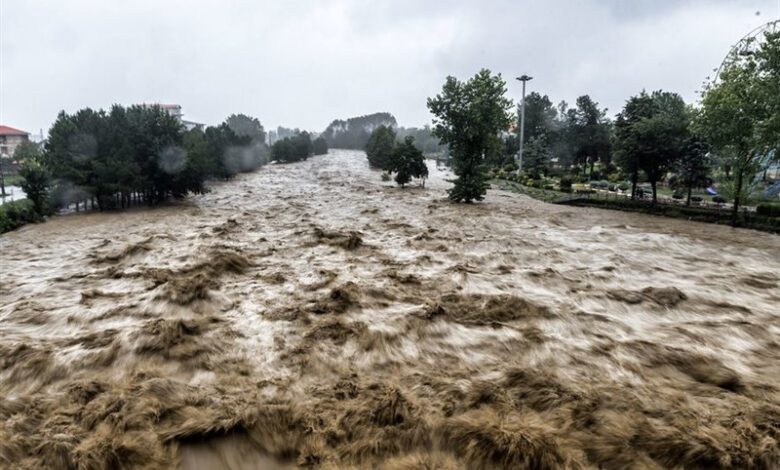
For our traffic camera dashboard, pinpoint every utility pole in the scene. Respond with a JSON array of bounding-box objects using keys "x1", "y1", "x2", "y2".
[{"x1": 515, "y1": 75, "x2": 533, "y2": 172}]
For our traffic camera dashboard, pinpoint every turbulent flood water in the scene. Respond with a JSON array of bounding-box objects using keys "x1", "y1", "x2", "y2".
[{"x1": 1, "y1": 149, "x2": 779, "y2": 469}]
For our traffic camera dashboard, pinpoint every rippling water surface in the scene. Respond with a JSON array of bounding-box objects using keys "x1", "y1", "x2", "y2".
[{"x1": 1, "y1": 150, "x2": 779, "y2": 469}]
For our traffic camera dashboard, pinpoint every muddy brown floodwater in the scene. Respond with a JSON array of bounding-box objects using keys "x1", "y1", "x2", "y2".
[{"x1": 1, "y1": 149, "x2": 779, "y2": 469}]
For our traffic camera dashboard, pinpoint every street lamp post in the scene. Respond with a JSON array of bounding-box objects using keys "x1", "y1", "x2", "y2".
[{"x1": 515, "y1": 75, "x2": 533, "y2": 172}]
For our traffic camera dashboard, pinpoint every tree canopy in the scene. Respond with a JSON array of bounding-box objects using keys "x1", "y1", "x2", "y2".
[
  {"x1": 427, "y1": 69, "x2": 513, "y2": 202},
  {"x1": 271, "y1": 132, "x2": 313, "y2": 163},
  {"x1": 391, "y1": 136, "x2": 428, "y2": 187},
  {"x1": 698, "y1": 30, "x2": 780, "y2": 221},
  {"x1": 365, "y1": 125, "x2": 397, "y2": 171},
  {"x1": 313, "y1": 136, "x2": 329, "y2": 155},
  {"x1": 42, "y1": 105, "x2": 268, "y2": 210}
]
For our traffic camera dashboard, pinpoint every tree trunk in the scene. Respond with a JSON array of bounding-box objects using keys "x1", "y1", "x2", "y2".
[
  {"x1": 686, "y1": 181, "x2": 692, "y2": 207},
  {"x1": 630, "y1": 170, "x2": 638, "y2": 201},
  {"x1": 731, "y1": 167, "x2": 743, "y2": 226},
  {"x1": 650, "y1": 180, "x2": 657, "y2": 205}
]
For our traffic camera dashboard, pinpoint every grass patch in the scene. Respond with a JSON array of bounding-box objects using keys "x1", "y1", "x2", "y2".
[{"x1": 491, "y1": 179, "x2": 567, "y2": 203}]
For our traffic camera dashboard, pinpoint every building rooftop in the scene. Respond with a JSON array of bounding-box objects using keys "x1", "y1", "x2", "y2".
[{"x1": 0, "y1": 125, "x2": 29, "y2": 136}]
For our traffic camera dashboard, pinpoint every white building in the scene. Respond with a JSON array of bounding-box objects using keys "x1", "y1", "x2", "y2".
[{"x1": 140, "y1": 104, "x2": 204, "y2": 131}]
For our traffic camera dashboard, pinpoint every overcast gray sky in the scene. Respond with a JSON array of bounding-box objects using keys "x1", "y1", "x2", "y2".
[{"x1": 1, "y1": 0, "x2": 778, "y2": 135}]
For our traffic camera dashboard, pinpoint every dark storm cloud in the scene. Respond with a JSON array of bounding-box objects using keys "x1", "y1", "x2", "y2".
[{"x1": 0, "y1": 0, "x2": 777, "y2": 135}]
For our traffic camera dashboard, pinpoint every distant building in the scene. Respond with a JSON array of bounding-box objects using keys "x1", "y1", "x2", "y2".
[
  {"x1": 0, "y1": 125, "x2": 30, "y2": 158},
  {"x1": 140, "y1": 103, "x2": 204, "y2": 131}
]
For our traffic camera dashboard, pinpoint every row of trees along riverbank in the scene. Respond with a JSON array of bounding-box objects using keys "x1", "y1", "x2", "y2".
[
  {"x1": 419, "y1": 38, "x2": 780, "y2": 227},
  {"x1": 1, "y1": 107, "x2": 331, "y2": 234}
]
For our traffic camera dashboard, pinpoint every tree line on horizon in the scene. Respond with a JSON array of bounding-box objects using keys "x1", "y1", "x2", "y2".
[{"x1": 321, "y1": 112, "x2": 443, "y2": 155}]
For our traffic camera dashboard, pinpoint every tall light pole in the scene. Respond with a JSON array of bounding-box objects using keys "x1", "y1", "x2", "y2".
[{"x1": 516, "y1": 75, "x2": 533, "y2": 172}]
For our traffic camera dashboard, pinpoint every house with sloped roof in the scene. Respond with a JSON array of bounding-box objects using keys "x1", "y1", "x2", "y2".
[{"x1": 0, "y1": 125, "x2": 30, "y2": 158}]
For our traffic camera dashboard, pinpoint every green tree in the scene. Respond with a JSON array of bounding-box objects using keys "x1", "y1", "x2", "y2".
[
  {"x1": 13, "y1": 140, "x2": 42, "y2": 163},
  {"x1": 18, "y1": 159, "x2": 51, "y2": 214},
  {"x1": 520, "y1": 92, "x2": 557, "y2": 144},
  {"x1": 226, "y1": 113, "x2": 266, "y2": 143},
  {"x1": 365, "y1": 125, "x2": 396, "y2": 170},
  {"x1": 427, "y1": 69, "x2": 513, "y2": 202},
  {"x1": 614, "y1": 91, "x2": 688, "y2": 203},
  {"x1": 614, "y1": 93, "x2": 654, "y2": 199},
  {"x1": 699, "y1": 53, "x2": 771, "y2": 223},
  {"x1": 523, "y1": 135, "x2": 552, "y2": 179},
  {"x1": 676, "y1": 134, "x2": 711, "y2": 206},
  {"x1": 566, "y1": 96, "x2": 612, "y2": 176},
  {"x1": 313, "y1": 136, "x2": 328, "y2": 155},
  {"x1": 391, "y1": 136, "x2": 428, "y2": 187}
]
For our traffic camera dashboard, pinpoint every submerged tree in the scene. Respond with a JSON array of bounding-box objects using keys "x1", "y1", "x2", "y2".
[
  {"x1": 427, "y1": 69, "x2": 513, "y2": 202},
  {"x1": 391, "y1": 136, "x2": 428, "y2": 187}
]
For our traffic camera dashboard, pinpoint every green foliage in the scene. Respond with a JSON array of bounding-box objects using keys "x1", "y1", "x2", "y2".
[
  {"x1": 0, "y1": 199, "x2": 41, "y2": 233},
  {"x1": 42, "y1": 106, "x2": 267, "y2": 210},
  {"x1": 698, "y1": 33, "x2": 780, "y2": 221},
  {"x1": 380, "y1": 172, "x2": 391, "y2": 182},
  {"x1": 395, "y1": 125, "x2": 443, "y2": 154},
  {"x1": 564, "y1": 95, "x2": 612, "y2": 174},
  {"x1": 391, "y1": 136, "x2": 428, "y2": 187},
  {"x1": 18, "y1": 159, "x2": 51, "y2": 214},
  {"x1": 12, "y1": 140, "x2": 42, "y2": 162},
  {"x1": 559, "y1": 176, "x2": 574, "y2": 192},
  {"x1": 519, "y1": 92, "x2": 558, "y2": 144},
  {"x1": 271, "y1": 132, "x2": 313, "y2": 163},
  {"x1": 757, "y1": 202, "x2": 780, "y2": 217},
  {"x1": 614, "y1": 91, "x2": 689, "y2": 202},
  {"x1": 225, "y1": 113, "x2": 266, "y2": 143},
  {"x1": 313, "y1": 136, "x2": 328, "y2": 155},
  {"x1": 428, "y1": 69, "x2": 513, "y2": 202},
  {"x1": 365, "y1": 126, "x2": 397, "y2": 170},
  {"x1": 522, "y1": 135, "x2": 552, "y2": 179}
]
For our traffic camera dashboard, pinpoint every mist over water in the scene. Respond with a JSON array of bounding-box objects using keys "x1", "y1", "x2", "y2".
[{"x1": 1, "y1": 150, "x2": 779, "y2": 468}]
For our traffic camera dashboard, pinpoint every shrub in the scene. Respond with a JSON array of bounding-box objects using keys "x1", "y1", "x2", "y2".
[
  {"x1": 672, "y1": 191, "x2": 685, "y2": 200},
  {"x1": 559, "y1": 176, "x2": 573, "y2": 192},
  {"x1": 597, "y1": 180, "x2": 609, "y2": 189},
  {"x1": 618, "y1": 182, "x2": 630, "y2": 192},
  {"x1": 589, "y1": 181, "x2": 599, "y2": 189},
  {"x1": 380, "y1": 172, "x2": 391, "y2": 182},
  {"x1": 690, "y1": 196, "x2": 703, "y2": 203},
  {"x1": 544, "y1": 185, "x2": 554, "y2": 190},
  {"x1": 0, "y1": 199, "x2": 42, "y2": 233},
  {"x1": 712, "y1": 196, "x2": 726, "y2": 204},
  {"x1": 757, "y1": 202, "x2": 780, "y2": 217},
  {"x1": 608, "y1": 184, "x2": 617, "y2": 192}
]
